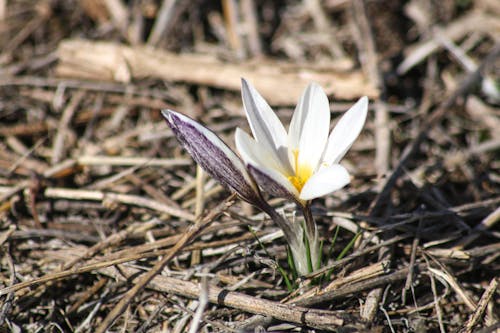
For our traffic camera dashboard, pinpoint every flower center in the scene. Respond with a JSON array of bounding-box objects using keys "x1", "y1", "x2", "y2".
[{"x1": 287, "y1": 149, "x2": 313, "y2": 192}]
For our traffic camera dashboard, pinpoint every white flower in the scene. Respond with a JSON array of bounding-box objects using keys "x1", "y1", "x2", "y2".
[
  {"x1": 161, "y1": 80, "x2": 369, "y2": 276},
  {"x1": 235, "y1": 79, "x2": 368, "y2": 203}
]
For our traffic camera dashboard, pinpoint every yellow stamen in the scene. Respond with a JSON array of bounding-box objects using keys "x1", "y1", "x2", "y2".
[{"x1": 287, "y1": 149, "x2": 313, "y2": 192}]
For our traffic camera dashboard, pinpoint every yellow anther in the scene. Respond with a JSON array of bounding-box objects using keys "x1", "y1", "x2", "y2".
[{"x1": 288, "y1": 149, "x2": 312, "y2": 192}]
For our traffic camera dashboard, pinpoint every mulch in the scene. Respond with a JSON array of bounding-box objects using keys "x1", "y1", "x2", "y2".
[{"x1": 0, "y1": 0, "x2": 499, "y2": 332}]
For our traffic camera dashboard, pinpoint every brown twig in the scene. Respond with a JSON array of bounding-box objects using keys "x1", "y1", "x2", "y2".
[
  {"x1": 54, "y1": 39, "x2": 379, "y2": 104},
  {"x1": 459, "y1": 278, "x2": 498, "y2": 333},
  {"x1": 44, "y1": 187, "x2": 196, "y2": 221},
  {"x1": 97, "y1": 264, "x2": 353, "y2": 331}
]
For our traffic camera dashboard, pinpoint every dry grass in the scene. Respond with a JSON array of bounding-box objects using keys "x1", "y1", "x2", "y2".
[{"x1": 0, "y1": 0, "x2": 499, "y2": 332}]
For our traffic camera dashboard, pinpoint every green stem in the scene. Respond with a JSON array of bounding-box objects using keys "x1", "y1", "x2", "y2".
[
  {"x1": 301, "y1": 201, "x2": 316, "y2": 238},
  {"x1": 299, "y1": 201, "x2": 320, "y2": 272},
  {"x1": 257, "y1": 198, "x2": 297, "y2": 247}
]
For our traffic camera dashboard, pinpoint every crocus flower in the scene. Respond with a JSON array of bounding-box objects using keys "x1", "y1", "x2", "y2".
[
  {"x1": 161, "y1": 109, "x2": 260, "y2": 205},
  {"x1": 235, "y1": 78, "x2": 368, "y2": 204},
  {"x1": 161, "y1": 109, "x2": 301, "y2": 253},
  {"x1": 161, "y1": 79, "x2": 368, "y2": 275}
]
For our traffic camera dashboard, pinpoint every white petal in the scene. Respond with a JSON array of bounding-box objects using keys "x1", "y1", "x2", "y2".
[
  {"x1": 299, "y1": 164, "x2": 350, "y2": 200},
  {"x1": 235, "y1": 128, "x2": 299, "y2": 198},
  {"x1": 323, "y1": 96, "x2": 368, "y2": 165},
  {"x1": 241, "y1": 78, "x2": 291, "y2": 171},
  {"x1": 235, "y1": 128, "x2": 284, "y2": 174},
  {"x1": 289, "y1": 83, "x2": 330, "y2": 172},
  {"x1": 161, "y1": 110, "x2": 259, "y2": 202}
]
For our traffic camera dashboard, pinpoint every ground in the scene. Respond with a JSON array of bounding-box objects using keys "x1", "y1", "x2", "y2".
[{"x1": 0, "y1": 0, "x2": 499, "y2": 332}]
